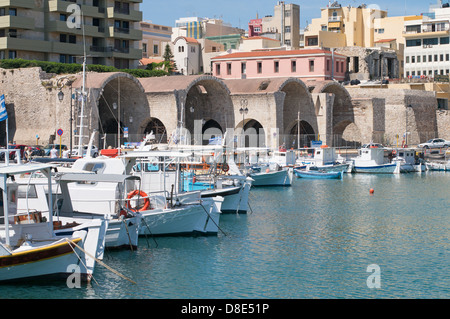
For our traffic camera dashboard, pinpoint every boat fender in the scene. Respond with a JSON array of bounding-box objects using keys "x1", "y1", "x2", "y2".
[
  {"x1": 126, "y1": 190, "x2": 151, "y2": 212},
  {"x1": 193, "y1": 176, "x2": 196, "y2": 183}
]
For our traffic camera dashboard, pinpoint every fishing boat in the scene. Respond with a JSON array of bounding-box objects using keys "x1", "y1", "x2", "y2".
[
  {"x1": 65, "y1": 149, "x2": 224, "y2": 236},
  {"x1": 16, "y1": 171, "x2": 141, "y2": 251},
  {"x1": 0, "y1": 159, "x2": 106, "y2": 282},
  {"x1": 294, "y1": 168, "x2": 343, "y2": 179},
  {"x1": 390, "y1": 148, "x2": 426, "y2": 172},
  {"x1": 297, "y1": 146, "x2": 350, "y2": 172},
  {"x1": 352, "y1": 146, "x2": 400, "y2": 174},
  {"x1": 249, "y1": 165, "x2": 294, "y2": 186}
]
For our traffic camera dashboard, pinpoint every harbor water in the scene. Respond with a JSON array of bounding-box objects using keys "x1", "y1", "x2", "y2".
[{"x1": 1, "y1": 171, "x2": 449, "y2": 299}]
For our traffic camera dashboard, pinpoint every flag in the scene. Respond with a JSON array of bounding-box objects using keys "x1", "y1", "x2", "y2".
[{"x1": 0, "y1": 94, "x2": 7, "y2": 122}]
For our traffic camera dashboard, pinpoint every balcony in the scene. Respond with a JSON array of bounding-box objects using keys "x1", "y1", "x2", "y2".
[
  {"x1": 107, "y1": 7, "x2": 142, "y2": 22},
  {"x1": 107, "y1": 26, "x2": 142, "y2": 40},
  {"x1": 48, "y1": 0, "x2": 105, "y2": 18},
  {"x1": 0, "y1": 36, "x2": 51, "y2": 53},
  {"x1": 47, "y1": 20, "x2": 106, "y2": 37},
  {"x1": 0, "y1": 15, "x2": 35, "y2": 30},
  {"x1": 89, "y1": 46, "x2": 141, "y2": 59},
  {"x1": 0, "y1": 0, "x2": 36, "y2": 9}
]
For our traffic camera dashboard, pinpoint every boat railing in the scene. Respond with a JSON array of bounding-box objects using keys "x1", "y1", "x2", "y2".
[{"x1": 0, "y1": 149, "x2": 23, "y2": 165}]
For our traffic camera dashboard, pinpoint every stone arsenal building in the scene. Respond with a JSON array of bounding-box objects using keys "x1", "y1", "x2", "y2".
[{"x1": 1, "y1": 67, "x2": 449, "y2": 151}]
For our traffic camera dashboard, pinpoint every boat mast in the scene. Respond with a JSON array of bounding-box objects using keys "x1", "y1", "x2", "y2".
[{"x1": 76, "y1": 12, "x2": 87, "y2": 157}]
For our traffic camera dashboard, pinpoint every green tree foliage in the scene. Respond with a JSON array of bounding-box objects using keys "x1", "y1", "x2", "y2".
[{"x1": 0, "y1": 59, "x2": 168, "y2": 78}]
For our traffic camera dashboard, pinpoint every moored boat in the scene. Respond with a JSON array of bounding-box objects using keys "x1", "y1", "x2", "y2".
[{"x1": 294, "y1": 169, "x2": 343, "y2": 179}]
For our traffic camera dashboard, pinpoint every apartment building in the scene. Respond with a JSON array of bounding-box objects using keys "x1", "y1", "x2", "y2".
[
  {"x1": 248, "y1": 1, "x2": 300, "y2": 48},
  {"x1": 403, "y1": 3, "x2": 450, "y2": 78},
  {"x1": 304, "y1": 2, "x2": 403, "y2": 80},
  {"x1": 172, "y1": 17, "x2": 244, "y2": 42},
  {"x1": 140, "y1": 21, "x2": 172, "y2": 59},
  {"x1": 211, "y1": 49, "x2": 347, "y2": 81},
  {"x1": 0, "y1": 0, "x2": 143, "y2": 69}
]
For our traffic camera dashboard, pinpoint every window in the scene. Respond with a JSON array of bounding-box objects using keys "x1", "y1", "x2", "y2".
[
  {"x1": 60, "y1": 54, "x2": 66, "y2": 63},
  {"x1": 191, "y1": 46, "x2": 195, "y2": 53},
  {"x1": 440, "y1": 37, "x2": 450, "y2": 45},
  {"x1": 417, "y1": 56, "x2": 421, "y2": 63},
  {"x1": 406, "y1": 56, "x2": 410, "y2": 64},
  {"x1": 327, "y1": 60, "x2": 330, "y2": 71},
  {"x1": 60, "y1": 14, "x2": 67, "y2": 21},
  {"x1": 336, "y1": 61, "x2": 339, "y2": 73},
  {"x1": 227, "y1": 63, "x2": 231, "y2": 75},
  {"x1": 291, "y1": 60, "x2": 296, "y2": 72},
  {"x1": 274, "y1": 61, "x2": 279, "y2": 73},
  {"x1": 307, "y1": 37, "x2": 318, "y2": 46},
  {"x1": 142, "y1": 43, "x2": 147, "y2": 53},
  {"x1": 9, "y1": 8, "x2": 17, "y2": 16},
  {"x1": 60, "y1": 34, "x2": 67, "y2": 43},
  {"x1": 377, "y1": 28, "x2": 385, "y2": 34},
  {"x1": 429, "y1": 55, "x2": 432, "y2": 62},
  {"x1": 435, "y1": 54, "x2": 438, "y2": 62},
  {"x1": 69, "y1": 35, "x2": 76, "y2": 44},
  {"x1": 406, "y1": 39, "x2": 421, "y2": 47},
  {"x1": 446, "y1": 54, "x2": 450, "y2": 61},
  {"x1": 341, "y1": 62, "x2": 344, "y2": 73},
  {"x1": 423, "y1": 55, "x2": 427, "y2": 62},
  {"x1": 309, "y1": 60, "x2": 314, "y2": 72},
  {"x1": 216, "y1": 64, "x2": 220, "y2": 75},
  {"x1": 424, "y1": 38, "x2": 438, "y2": 46},
  {"x1": 153, "y1": 44, "x2": 158, "y2": 55},
  {"x1": 241, "y1": 62, "x2": 246, "y2": 74},
  {"x1": 441, "y1": 54, "x2": 444, "y2": 61},
  {"x1": 257, "y1": 62, "x2": 262, "y2": 74},
  {"x1": 412, "y1": 56, "x2": 415, "y2": 63},
  {"x1": 321, "y1": 25, "x2": 327, "y2": 31},
  {"x1": 17, "y1": 185, "x2": 37, "y2": 199},
  {"x1": 285, "y1": 26, "x2": 291, "y2": 33}
]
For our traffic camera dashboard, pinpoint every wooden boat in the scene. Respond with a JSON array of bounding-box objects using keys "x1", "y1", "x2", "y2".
[
  {"x1": 294, "y1": 169, "x2": 343, "y2": 179},
  {"x1": 0, "y1": 160, "x2": 106, "y2": 282}
]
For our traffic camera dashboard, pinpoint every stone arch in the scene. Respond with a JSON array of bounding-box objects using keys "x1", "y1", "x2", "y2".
[
  {"x1": 235, "y1": 118, "x2": 265, "y2": 147},
  {"x1": 333, "y1": 120, "x2": 362, "y2": 147},
  {"x1": 201, "y1": 119, "x2": 223, "y2": 145},
  {"x1": 72, "y1": 72, "x2": 149, "y2": 148},
  {"x1": 183, "y1": 75, "x2": 234, "y2": 144},
  {"x1": 140, "y1": 117, "x2": 168, "y2": 144},
  {"x1": 278, "y1": 78, "x2": 316, "y2": 148},
  {"x1": 310, "y1": 81, "x2": 354, "y2": 146},
  {"x1": 288, "y1": 120, "x2": 316, "y2": 148}
]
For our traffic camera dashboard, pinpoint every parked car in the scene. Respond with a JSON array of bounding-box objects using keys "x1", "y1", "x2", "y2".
[
  {"x1": 44, "y1": 144, "x2": 68, "y2": 157},
  {"x1": 7, "y1": 144, "x2": 27, "y2": 159},
  {"x1": 417, "y1": 138, "x2": 450, "y2": 149},
  {"x1": 70, "y1": 145, "x2": 99, "y2": 158},
  {"x1": 359, "y1": 143, "x2": 385, "y2": 149},
  {"x1": 29, "y1": 145, "x2": 45, "y2": 157}
]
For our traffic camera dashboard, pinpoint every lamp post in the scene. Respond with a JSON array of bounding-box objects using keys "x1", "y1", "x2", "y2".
[{"x1": 239, "y1": 99, "x2": 248, "y2": 148}]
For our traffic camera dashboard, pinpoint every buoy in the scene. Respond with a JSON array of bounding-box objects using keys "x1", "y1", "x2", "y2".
[
  {"x1": 266, "y1": 168, "x2": 270, "y2": 173},
  {"x1": 369, "y1": 188, "x2": 374, "y2": 194}
]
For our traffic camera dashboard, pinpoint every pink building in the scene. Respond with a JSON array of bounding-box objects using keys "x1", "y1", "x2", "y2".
[
  {"x1": 248, "y1": 18, "x2": 263, "y2": 37},
  {"x1": 211, "y1": 49, "x2": 347, "y2": 81}
]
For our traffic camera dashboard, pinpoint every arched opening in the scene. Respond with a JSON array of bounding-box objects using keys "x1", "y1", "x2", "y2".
[
  {"x1": 289, "y1": 120, "x2": 315, "y2": 148},
  {"x1": 236, "y1": 119, "x2": 265, "y2": 148},
  {"x1": 144, "y1": 118, "x2": 168, "y2": 144},
  {"x1": 333, "y1": 120, "x2": 362, "y2": 148},
  {"x1": 184, "y1": 77, "x2": 234, "y2": 145},
  {"x1": 202, "y1": 119, "x2": 223, "y2": 145}
]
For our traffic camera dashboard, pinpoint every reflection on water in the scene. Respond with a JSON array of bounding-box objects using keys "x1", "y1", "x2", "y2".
[{"x1": 1, "y1": 172, "x2": 449, "y2": 299}]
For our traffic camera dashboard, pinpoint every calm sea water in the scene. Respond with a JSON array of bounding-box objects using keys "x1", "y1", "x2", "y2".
[{"x1": 1, "y1": 172, "x2": 449, "y2": 299}]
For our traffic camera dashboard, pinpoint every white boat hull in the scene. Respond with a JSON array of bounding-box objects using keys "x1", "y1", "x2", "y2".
[
  {"x1": 139, "y1": 197, "x2": 223, "y2": 236},
  {"x1": 353, "y1": 163, "x2": 398, "y2": 174},
  {"x1": 251, "y1": 169, "x2": 293, "y2": 186},
  {"x1": 0, "y1": 225, "x2": 104, "y2": 282},
  {"x1": 201, "y1": 183, "x2": 251, "y2": 214}
]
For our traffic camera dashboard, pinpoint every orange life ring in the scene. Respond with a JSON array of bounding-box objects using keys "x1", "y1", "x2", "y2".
[
  {"x1": 392, "y1": 150, "x2": 397, "y2": 155},
  {"x1": 222, "y1": 163, "x2": 229, "y2": 173},
  {"x1": 126, "y1": 190, "x2": 150, "y2": 212}
]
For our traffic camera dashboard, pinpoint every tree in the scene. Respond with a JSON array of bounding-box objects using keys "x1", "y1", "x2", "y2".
[{"x1": 162, "y1": 44, "x2": 177, "y2": 74}]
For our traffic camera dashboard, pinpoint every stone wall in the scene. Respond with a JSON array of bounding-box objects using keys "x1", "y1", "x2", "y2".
[
  {"x1": 346, "y1": 87, "x2": 439, "y2": 146},
  {"x1": 436, "y1": 109, "x2": 450, "y2": 140},
  {"x1": 0, "y1": 67, "x2": 74, "y2": 146}
]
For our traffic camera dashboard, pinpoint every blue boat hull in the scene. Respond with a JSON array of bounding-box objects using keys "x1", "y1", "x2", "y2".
[{"x1": 294, "y1": 169, "x2": 343, "y2": 179}]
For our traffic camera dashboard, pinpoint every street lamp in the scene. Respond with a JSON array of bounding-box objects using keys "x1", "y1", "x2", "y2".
[
  {"x1": 58, "y1": 90, "x2": 64, "y2": 102},
  {"x1": 239, "y1": 101, "x2": 248, "y2": 147}
]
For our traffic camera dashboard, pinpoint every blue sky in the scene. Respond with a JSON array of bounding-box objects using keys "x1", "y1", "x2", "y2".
[{"x1": 142, "y1": 0, "x2": 441, "y2": 29}]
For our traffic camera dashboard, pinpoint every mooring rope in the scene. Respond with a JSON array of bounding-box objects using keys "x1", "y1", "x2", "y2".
[{"x1": 65, "y1": 238, "x2": 137, "y2": 285}]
